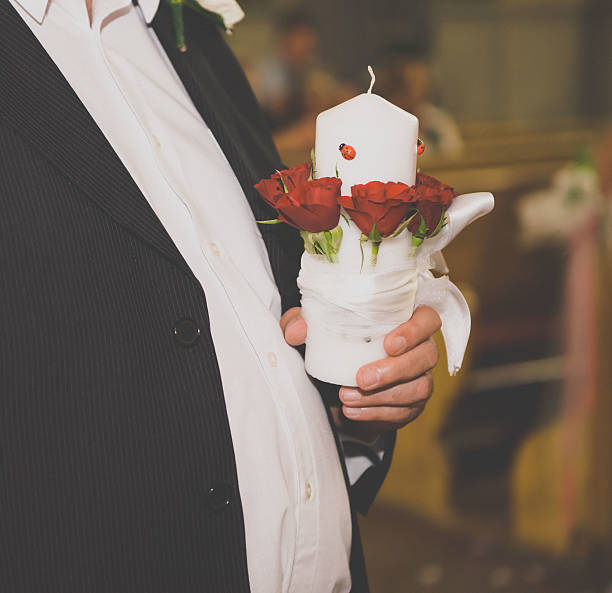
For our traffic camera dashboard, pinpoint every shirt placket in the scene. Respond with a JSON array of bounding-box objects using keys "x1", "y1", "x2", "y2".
[{"x1": 95, "y1": 9, "x2": 321, "y2": 592}]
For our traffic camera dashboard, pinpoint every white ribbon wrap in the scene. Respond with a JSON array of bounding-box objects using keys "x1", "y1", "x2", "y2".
[{"x1": 297, "y1": 192, "x2": 494, "y2": 386}]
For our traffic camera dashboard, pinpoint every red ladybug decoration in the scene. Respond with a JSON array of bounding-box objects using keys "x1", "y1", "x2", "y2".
[
  {"x1": 339, "y1": 143, "x2": 356, "y2": 160},
  {"x1": 417, "y1": 137, "x2": 425, "y2": 155}
]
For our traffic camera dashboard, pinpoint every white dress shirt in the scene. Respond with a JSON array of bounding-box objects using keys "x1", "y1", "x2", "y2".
[{"x1": 7, "y1": 1, "x2": 376, "y2": 592}]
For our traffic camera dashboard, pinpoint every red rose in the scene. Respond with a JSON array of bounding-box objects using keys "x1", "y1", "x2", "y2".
[
  {"x1": 414, "y1": 172, "x2": 456, "y2": 205},
  {"x1": 254, "y1": 177, "x2": 285, "y2": 207},
  {"x1": 275, "y1": 177, "x2": 342, "y2": 232},
  {"x1": 254, "y1": 162, "x2": 313, "y2": 208},
  {"x1": 339, "y1": 181, "x2": 415, "y2": 237},
  {"x1": 407, "y1": 201, "x2": 445, "y2": 235},
  {"x1": 407, "y1": 173, "x2": 458, "y2": 237},
  {"x1": 272, "y1": 161, "x2": 312, "y2": 192}
]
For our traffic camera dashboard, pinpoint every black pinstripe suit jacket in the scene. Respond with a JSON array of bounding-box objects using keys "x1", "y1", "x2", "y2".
[{"x1": 0, "y1": 2, "x2": 393, "y2": 591}]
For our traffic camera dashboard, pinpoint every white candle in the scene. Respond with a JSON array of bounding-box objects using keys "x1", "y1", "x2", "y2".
[
  {"x1": 299, "y1": 68, "x2": 493, "y2": 386},
  {"x1": 298, "y1": 67, "x2": 422, "y2": 385},
  {"x1": 314, "y1": 66, "x2": 419, "y2": 194}
]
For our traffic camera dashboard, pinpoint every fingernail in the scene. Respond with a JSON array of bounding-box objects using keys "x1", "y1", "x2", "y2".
[
  {"x1": 343, "y1": 407, "x2": 362, "y2": 418},
  {"x1": 389, "y1": 336, "x2": 406, "y2": 355},
  {"x1": 358, "y1": 367, "x2": 380, "y2": 389},
  {"x1": 341, "y1": 388, "x2": 361, "y2": 403}
]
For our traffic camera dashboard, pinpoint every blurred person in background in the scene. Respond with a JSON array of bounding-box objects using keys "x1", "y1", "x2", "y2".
[
  {"x1": 254, "y1": 11, "x2": 319, "y2": 131},
  {"x1": 382, "y1": 54, "x2": 464, "y2": 160}
]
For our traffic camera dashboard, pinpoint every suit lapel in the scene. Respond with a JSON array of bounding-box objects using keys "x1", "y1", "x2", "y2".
[{"x1": 0, "y1": 2, "x2": 193, "y2": 278}]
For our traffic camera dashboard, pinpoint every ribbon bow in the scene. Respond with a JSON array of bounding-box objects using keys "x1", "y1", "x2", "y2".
[{"x1": 413, "y1": 192, "x2": 494, "y2": 374}]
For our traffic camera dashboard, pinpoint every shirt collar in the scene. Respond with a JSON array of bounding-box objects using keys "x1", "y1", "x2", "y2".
[
  {"x1": 13, "y1": 0, "x2": 49, "y2": 22},
  {"x1": 14, "y1": 0, "x2": 243, "y2": 28},
  {"x1": 14, "y1": 0, "x2": 161, "y2": 25}
]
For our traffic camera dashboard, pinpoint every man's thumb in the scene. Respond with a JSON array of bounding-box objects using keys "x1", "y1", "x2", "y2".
[{"x1": 280, "y1": 307, "x2": 308, "y2": 346}]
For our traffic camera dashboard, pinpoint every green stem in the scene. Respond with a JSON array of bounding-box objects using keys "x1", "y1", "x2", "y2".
[
  {"x1": 170, "y1": 0, "x2": 187, "y2": 52},
  {"x1": 388, "y1": 212, "x2": 418, "y2": 238},
  {"x1": 359, "y1": 234, "x2": 368, "y2": 272},
  {"x1": 370, "y1": 241, "x2": 381, "y2": 266},
  {"x1": 309, "y1": 147, "x2": 316, "y2": 180},
  {"x1": 256, "y1": 218, "x2": 283, "y2": 225}
]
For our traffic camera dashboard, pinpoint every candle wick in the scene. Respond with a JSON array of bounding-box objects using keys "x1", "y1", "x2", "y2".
[{"x1": 367, "y1": 65, "x2": 375, "y2": 94}]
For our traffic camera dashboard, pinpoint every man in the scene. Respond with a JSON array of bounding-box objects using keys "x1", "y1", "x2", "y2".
[{"x1": 0, "y1": 1, "x2": 441, "y2": 592}]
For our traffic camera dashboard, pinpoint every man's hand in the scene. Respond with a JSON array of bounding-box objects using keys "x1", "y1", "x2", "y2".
[{"x1": 280, "y1": 305, "x2": 441, "y2": 442}]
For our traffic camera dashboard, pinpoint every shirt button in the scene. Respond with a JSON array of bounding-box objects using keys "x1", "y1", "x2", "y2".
[
  {"x1": 152, "y1": 134, "x2": 161, "y2": 148},
  {"x1": 267, "y1": 352, "x2": 278, "y2": 367},
  {"x1": 172, "y1": 318, "x2": 201, "y2": 347},
  {"x1": 210, "y1": 242, "x2": 220, "y2": 256},
  {"x1": 207, "y1": 482, "x2": 233, "y2": 512},
  {"x1": 305, "y1": 482, "x2": 313, "y2": 500}
]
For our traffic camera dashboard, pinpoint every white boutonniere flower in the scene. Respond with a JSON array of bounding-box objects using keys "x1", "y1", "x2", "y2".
[
  {"x1": 195, "y1": 0, "x2": 245, "y2": 30},
  {"x1": 168, "y1": 0, "x2": 245, "y2": 52}
]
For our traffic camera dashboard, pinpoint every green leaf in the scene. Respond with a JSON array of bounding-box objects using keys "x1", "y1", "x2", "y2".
[
  {"x1": 300, "y1": 226, "x2": 343, "y2": 263},
  {"x1": 275, "y1": 170, "x2": 289, "y2": 193},
  {"x1": 430, "y1": 211, "x2": 447, "y2": 237},
  {"x1": 257, "y1": 218, "x2": 283, "y2": 225},
  {"x1": 335, "y1": 163, "x2": 340, "y2": 178},
  {"x1": 313, "y1": 239, "x2": 325, "y2": 255},
  {"x1": 330, "y1": 225, "x2": 344, "y2": 247},
  {"x1": 411, "y1": 214, "x2": 428, "y2": 240},
  {"x1": 300, "y1": 230, "x2": 316, "y2": 254}
]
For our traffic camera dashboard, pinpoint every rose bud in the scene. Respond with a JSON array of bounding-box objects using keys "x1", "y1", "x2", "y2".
[
  {"x1": 414, "y1": 172, "x2": 456, "y2": 205},
  {"x1": 254, "y1": 162, "x2": 313, "y2": 207},
  {"x1": 408, "y1": 173, "x2": 458, "y2": 238},
  {"x1": 407, "y1": 200, "x2": 445, "y2": 236},
  {"x1": 272, "y1": 161, "x2": 312, "y2": 192},
  {"x1": 339, "y1": 181, "x2": 416, "y2": 238},
  {"x1": 275, "y1": 177, "x2": 342, "y2": 233},
  {"x1": 254, "y1": 177, "x2": 285, "y2": 207}
]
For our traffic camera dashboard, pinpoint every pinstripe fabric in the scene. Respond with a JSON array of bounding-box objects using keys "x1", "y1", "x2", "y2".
[
  {"x1": 0, "y1": 6, "x2": 194, "y2": 279},
  {"x1": 0, "y1": 3, "x2": 390, "y2": 592},
  {"x1": 0, "y1": 123, "x2": 251, "y2": 591}
]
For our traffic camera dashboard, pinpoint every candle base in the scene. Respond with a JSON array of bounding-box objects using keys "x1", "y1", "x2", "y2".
[
  {"x1": 298, "y1": 220, "x2": 418, "y2": 387},
  {"x1": 304, "y1": 325, "x2": 389, "y2": 387}
]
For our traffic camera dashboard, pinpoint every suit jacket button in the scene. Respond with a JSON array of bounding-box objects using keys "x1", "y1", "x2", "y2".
[
  {"x1": 207, "y1": 483, "x2": 233, "y2": 511},
  {"x1": 173, "y1": 318, "x2": 201, "y2": 347}
]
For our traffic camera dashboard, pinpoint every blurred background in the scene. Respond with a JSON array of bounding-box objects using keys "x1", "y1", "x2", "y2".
[{"x1": 229, "y1": 0, "x2": 612, "y2": 590}]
